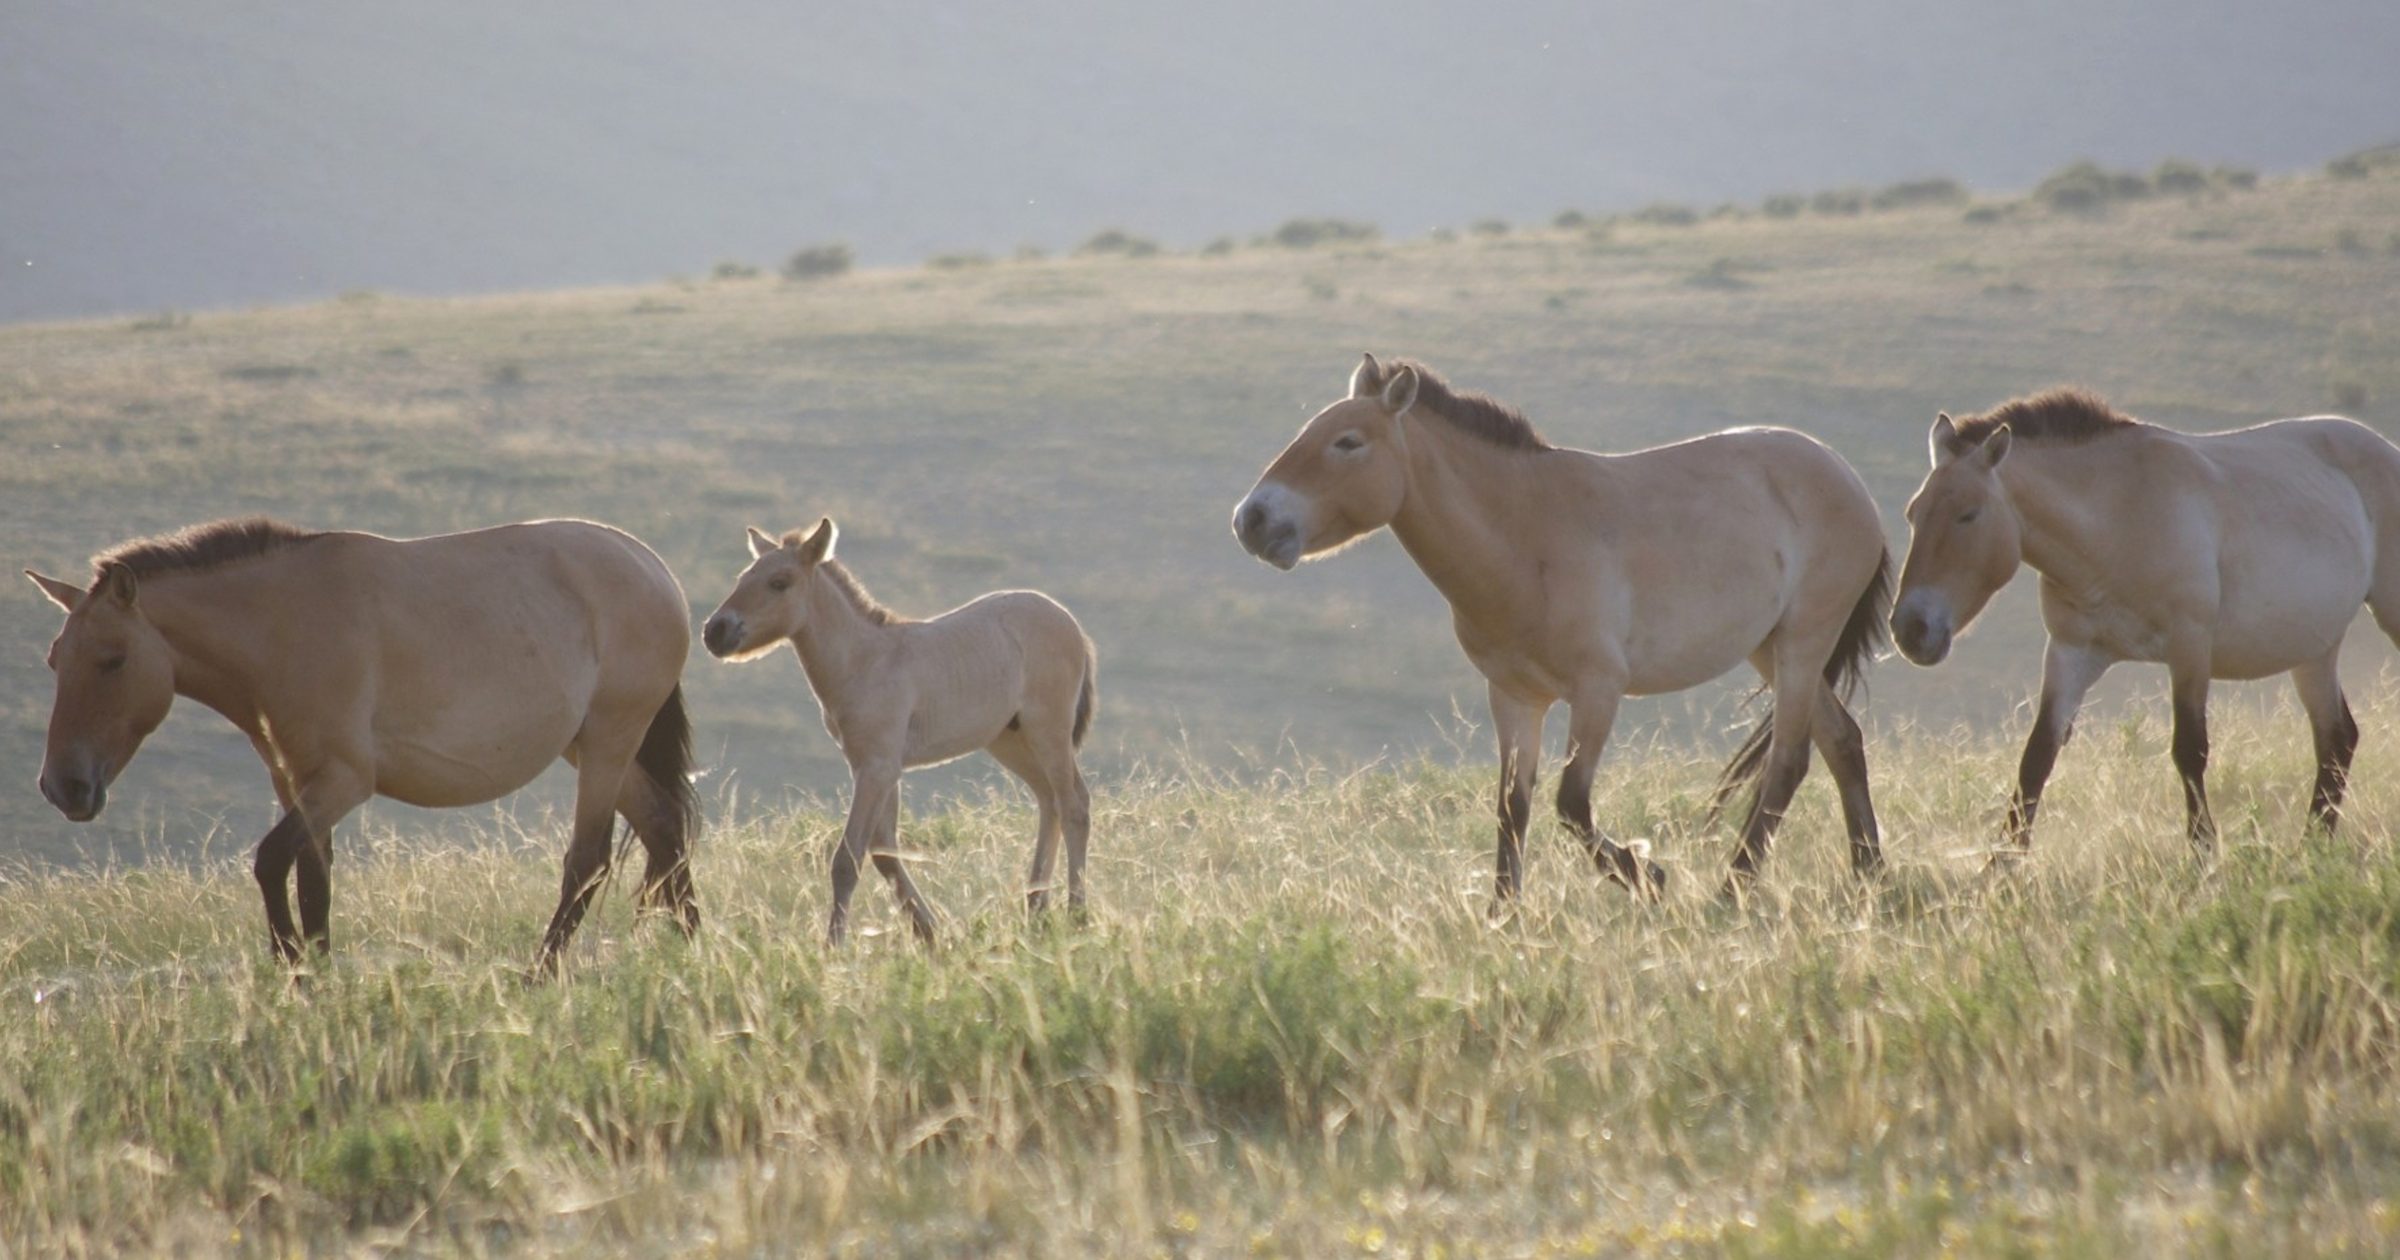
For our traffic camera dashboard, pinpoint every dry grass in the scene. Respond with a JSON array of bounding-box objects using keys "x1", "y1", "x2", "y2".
[{"x1": 7, "y1": 691, "x2": 2400, "y2": 1255}]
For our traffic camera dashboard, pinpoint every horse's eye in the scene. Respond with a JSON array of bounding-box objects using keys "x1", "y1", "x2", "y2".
[
  {"x1": 767, "y1": 577, "x2": 792, "y2": 593},
  {"x1": 97, "y1": 654, "x2": 126, "y2": 674},
  {"x1": 1331, "y1": 434, "x2": 1365, "y2": 453},
  {"x1": 1956, "y1": 508, "x2": 1980, "y2": 525}
]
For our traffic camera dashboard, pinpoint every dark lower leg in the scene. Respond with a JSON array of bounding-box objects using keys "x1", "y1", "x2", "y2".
[
  {"x1": 1727, "y1": 749, "x2": 1808, "y2": 883},
  {"x1": 253, "y1": 812, "x2": 309, "y2": 964},
  {"x1": 2309, "y1": 700, "x2": 2360, "y2": 829},
  {"x1": 537, "y1": 825, "x2": 613, "y2": 971},
  {"x1": 2172, "y1": 693, "x2": 2214, "y2": 850},
  {"x1": 1495, "y1": 775, "x2": 1530, "y2": 901},
  {"x1": 295, "y1": 834, "x2": 332, "y2": 955},
  {"x1": 1556, "y1": 762, "x2": 1660, "y2": 896},
  {"x1": 1814, "y1": 698, "x2": 1881, "y2": 875}
]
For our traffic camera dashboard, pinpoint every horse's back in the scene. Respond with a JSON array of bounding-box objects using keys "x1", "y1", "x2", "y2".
[{"x1": 302, "y1": 521, "x2": 689, "y2": 804}]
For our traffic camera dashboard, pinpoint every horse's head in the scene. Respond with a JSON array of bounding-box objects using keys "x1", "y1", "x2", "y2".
[
  {"x1": 1892, "y1": 414, "x2": 2023, "y2": 665},
  {"x1": 26, "y1": 564, "x2": 176, "y2": 821},
  {"x1": 704, "y1": 518, "x2": 837, "y2": 660},
  {"x1": 1232, "y1": 353, "x2": 1419, "y2": 570}
]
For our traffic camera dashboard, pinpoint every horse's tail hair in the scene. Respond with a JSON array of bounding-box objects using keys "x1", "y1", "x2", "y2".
[
  {"x1": 635, "y1": 683, "x2": 703, "y2": 848},
  {"x1": 1709, "y1": 549, "x2": 1892, "y2": 819},
  {"x1": 1071, "y1": 638, "x2": 1098, "y2": 750}
]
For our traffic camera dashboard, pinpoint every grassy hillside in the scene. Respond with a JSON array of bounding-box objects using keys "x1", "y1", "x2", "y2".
[
  {"x1": 5, "y1": 164, "x2": 2400, "y2": 869},
  {"x1": 7, "y1": 699, "x2": 2400, "y2": 1254}
]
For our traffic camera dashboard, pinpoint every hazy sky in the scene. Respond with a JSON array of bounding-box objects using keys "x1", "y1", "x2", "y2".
[{"x1": 4, "y1": 1, "x2": 2395, "y2": 321}]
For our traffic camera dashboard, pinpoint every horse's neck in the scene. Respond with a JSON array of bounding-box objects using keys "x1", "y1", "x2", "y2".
[
  {"x1": 137, "y1": 572, "x2": 277, "y2": 729},
  {"x1": 790, "y1": 568, "x2": 891, "y2": 691},
  {"x1": 1386, "y1": 420, "x2": 1564, "y2": 612},
  {"x1": 2001, "y1": 445, "x2": 2124, "y2": 587}
]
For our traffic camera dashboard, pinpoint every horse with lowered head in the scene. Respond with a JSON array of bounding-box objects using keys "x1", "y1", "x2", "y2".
[
  {"x1": 1892, "y1": 387, "x2": 2400, "y2": 855},
  {"x1": 702, "y1": 518, "x2": 1097, "y2": 944},
  {"x1": 28, "y1": 517, "x2": 700, "y2": 973},
  {"x1": 1233, "y1": 354, "x2": 1892, "y2": 901}
]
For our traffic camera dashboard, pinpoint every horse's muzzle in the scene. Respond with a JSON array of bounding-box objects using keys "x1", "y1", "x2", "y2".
[
  {"x1": 1232, "y1": 498, "x2": 1300, "y2": 570},
  {"x1": 702, "y1": 614, "x2": 743, "y2": 659},
  {"x1": 1890, "y1": 603, "x2": 1953, "y2": 666},
  {"x1": 39, "y1": 772, "x2": 105, "y2": 822}
]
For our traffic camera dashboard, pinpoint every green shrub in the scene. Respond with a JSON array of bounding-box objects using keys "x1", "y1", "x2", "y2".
[
  {"x1": 711, "y1": 260, "x2": 760, "y2": 281},
  {"x1": 926, "y1": 251, "x2": 992, "y2": 270},
  {"x1": 1872, "y1": 177, "x2": 1969, "y2": 210},
  {"x1": 782, "y1": 243, "x2": 854, "y2": 280},
  {"x1": 1632, "y1": 202, "x2": 1699, "y2": 227},
  {"x1": 1810, "y1": 187, "x2": 1866, "y2": 216},
  {"x1": 2152, "y1": 159, "x2": 2210, "y2": 194},
  {"x1": 1270, "y1": 218, "x2": 1379, "y2": 249},
  {"x1": 1075, "y1": 229, "x2": 1161, "y2": 258},
  {"x1": 2035, "y1": 161, "x2": 2149, "y2": 212},
  {"x1": 1761, "y1": 194, "x2": 1804, "y2": 219}
]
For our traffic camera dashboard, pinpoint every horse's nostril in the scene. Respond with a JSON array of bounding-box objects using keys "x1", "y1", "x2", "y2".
[{"x1": 1236, "y1": 502, "x2": 1265, "y2": 542}]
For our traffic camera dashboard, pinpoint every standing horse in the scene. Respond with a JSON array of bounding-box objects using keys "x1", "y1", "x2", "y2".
[
  {"x1": 1891, "y1": 387, "x2": 2400, "y2": 854},
  {"x1": 1232, "y1": 355, "x2": 1892, "y2": 899},
  {"x1": 702, "y1": 518, "x2": 1097, "y2": 944},
  {"x1": 28, "y1": 517, "x2": 700, "y2": 972}
]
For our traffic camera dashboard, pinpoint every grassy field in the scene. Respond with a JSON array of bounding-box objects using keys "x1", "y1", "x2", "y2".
[
  {"x1": 8, "y1": 694, "x2": 2400, "y2": 1255},
  {"x1": 4, "y1": 161, "x2": 2400, "y2": 868}
]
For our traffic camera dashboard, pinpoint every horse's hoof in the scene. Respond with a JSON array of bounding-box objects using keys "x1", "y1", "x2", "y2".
[{"x1": 1638, "y1": 861, "x2": 1668, "y2": 901}]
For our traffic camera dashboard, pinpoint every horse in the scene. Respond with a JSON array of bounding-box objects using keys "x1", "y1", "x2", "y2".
[
  {"x1": 28, "y1": 517, "x2": 700, "y2": 973},
  {"x1": 1890, "y1": 387, "x2": 2400, "y2": 855},
  {"x1": 1232, "y1": 354, "x2": 1892, "y2": 900},
  {"x1": 701, "y1": 518, "x2": 1097, "y2": 944}
]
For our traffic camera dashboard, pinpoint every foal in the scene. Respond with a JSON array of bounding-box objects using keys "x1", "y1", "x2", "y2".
[{"x1": 703, "y1": 519, "x2": 1097, "y2": 943}]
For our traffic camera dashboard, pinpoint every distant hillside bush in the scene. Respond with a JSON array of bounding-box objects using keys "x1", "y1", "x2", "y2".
[
  {"x1": 1271, "y1": 218, "x2": 1379, "y2": 248},
  {"x1": 1076, "y1": 229, "x2": 1161, "y2": 258},
  {"x1": 2035, "y1": 161, "x2": 2151, "y2": 212},
  {"x1": 782, "y1": 243, "x2": 854, "y2": 280},
  {"x1": 1632, "y1": 202, "x2": 1698, "y2": 227},
  {"x1": 1872, "y1": 177, "x2": 1968, "y2": 210}
]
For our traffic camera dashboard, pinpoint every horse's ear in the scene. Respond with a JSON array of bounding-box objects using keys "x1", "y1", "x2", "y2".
[
  {"x1": 1977, "y1": 424, "x2": 2013, "y2": 469},
  {"x1": 1380, "y1": 364, "x2": 1420, "y2": 417},
  {"x1": 92, "y1": 562, "x2": 138, "y2": 610},
  {"x1": 746, "y1": 526, "x2": 779, "y2": 559},
  {"x1": 1349, "y1": 352, "x2": 1383, "y2": 399},
  {"x1": 798, "y1": 516, "x2": 838, "y2": 565},
  {"x1": 1928, "y1": 413, "x2": 1960, "y2": 466},
  {"x1": 26, "y1": 570, "x2": 85, "y2": 613}
]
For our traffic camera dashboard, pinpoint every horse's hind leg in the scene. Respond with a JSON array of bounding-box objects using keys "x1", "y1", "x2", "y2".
[
  {"x1": 617, "y1": 772, "x2": 698, "y2": 935},
  {"x1": 2167, "y1": 653, "x2": 2218, "y2": 856},
  {"x1": 834, "y1": 759, "x2": 937, "y2": 945},
  {"x1": 1810, "y1": 684, "x2": 1881, "y2": 876},
  {"x1": 2292, "y1": 652, "x2": 2360, "y2": 832},
  {"x1": 538, "y1": 736, "x2": 639, "y2": 973},
  {"x1": 990, "y1": 734, "x2": 1064, "y2": 914},
  {"x1": 1726, "y1": 650, "x2": 1819, "y2": 897}
]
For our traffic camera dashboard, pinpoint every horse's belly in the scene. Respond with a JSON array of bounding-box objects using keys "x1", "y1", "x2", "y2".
[{"x1": 374, "y1": 713, "x2": 579, "y2": 807}]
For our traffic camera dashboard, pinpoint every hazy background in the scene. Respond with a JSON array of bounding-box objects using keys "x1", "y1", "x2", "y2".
[
  {"x1": 5, "y1": 1, "x2": 2397, "y2": 323},
  {"x1": 3, "y1": 3, "x2": 2399, "y2": 872}
]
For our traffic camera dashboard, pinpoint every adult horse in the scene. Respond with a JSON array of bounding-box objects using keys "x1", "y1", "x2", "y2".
[
  {"x1": 1232, "y1": 355, "x2": 1891, "y2": 900},
  {"x1": 702, "y1": 518, "x2": 1097, "y2": 944},
  {"x1": 28, "y1": 517, "x2": 699, "y2": 972},
  {"x1": 1891, "y1": 387, "x2": 2400, "y2": 854}
]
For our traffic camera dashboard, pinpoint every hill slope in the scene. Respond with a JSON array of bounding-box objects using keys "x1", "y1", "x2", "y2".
[{"x1": 4, "y1": 165, "x2": 2400, "y2": 868}]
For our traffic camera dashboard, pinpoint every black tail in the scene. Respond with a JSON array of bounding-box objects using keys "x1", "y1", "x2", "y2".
[
  {"x1": 1071, "y1": 641, "x2": 1098, "y2": 750},
  {"x1": 1709, "y1": 551, "x2": 1892, "y2": 818},
  {"x1": 634, "y1": 683, "x2": 702, "y2": 848}
]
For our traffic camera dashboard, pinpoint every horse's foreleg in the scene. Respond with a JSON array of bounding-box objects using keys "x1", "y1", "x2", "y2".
[
  {"x1": 866, "y1": 779, "x2": 939, "y2": 945},
  {"x1": 276, "y1": 768, "x2": 370, "y2": 962},
  {"x1": 2170, "y1": 661, "x2": 2217, "y2": 855},
  {"x1": 1809, "y1": 685, "x2": 1881, "y2": 876},
  {"x1": 1555, "y1": 687, "x2": 1661, "y2": 898},
  {"x1": 2293, "y1": 654, "x2": 2360, "y2": 832},
  {"x1": 1487, "y1": 684, "x2": 1549, "y2": 907},
  {"x1": 2002, "y1": 641, "x2": 2111, "y2": 862}
]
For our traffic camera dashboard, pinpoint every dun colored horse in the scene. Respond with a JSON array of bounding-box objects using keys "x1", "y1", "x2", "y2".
[
  {"x1": 1233, "y1": 355, "x2": 1891, "y2": 899},
  {"x1": 702, "y1": 518, "x2": 1097, "y2": 943},
  {"x1": 1892, "y1": 388, "x2": 2400, "y2": 853},
  {"x1": 29, "y1": 517, "x2": 699, "y2": 972}
]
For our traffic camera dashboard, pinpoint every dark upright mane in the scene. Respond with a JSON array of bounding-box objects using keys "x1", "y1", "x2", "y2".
[
  {"x1": 92, "y1": 517, "x2": 324, "y2": 582},
  {"x1": 773, "y1": 525, "x2": 903, "y2": 626},
  {"x1": 1384, "y1": 358, "x2": 1554, "y2": 452},
  {"x1": 1949, "y1": 387, "x2": 2139, "y2": 448}
]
